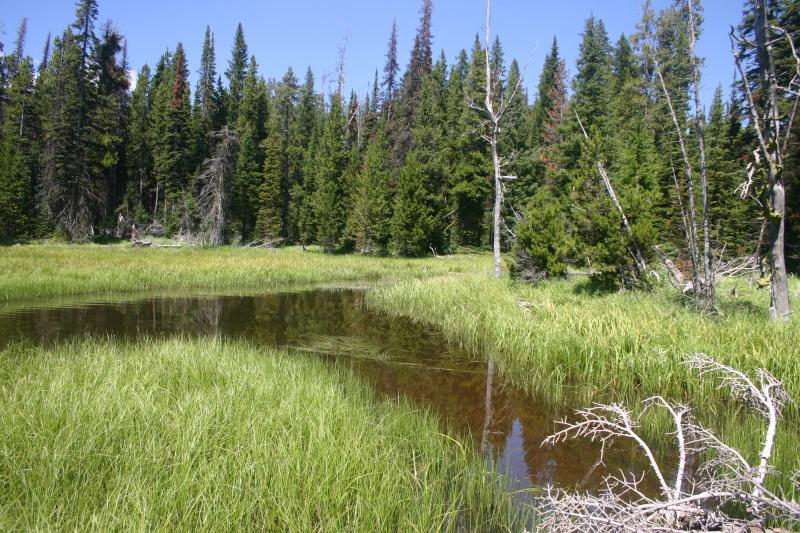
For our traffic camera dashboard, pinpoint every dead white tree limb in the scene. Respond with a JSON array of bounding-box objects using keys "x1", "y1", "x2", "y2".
[{"x1": 539, "y1": 354, "x2": 800, "y2": 532}]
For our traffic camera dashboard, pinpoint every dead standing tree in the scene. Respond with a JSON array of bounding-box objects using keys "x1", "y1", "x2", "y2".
[
  {"x1": 731, "y1": 0, "x2": 798, "y2": 322},
  {"x1": 196, "y1": 127, "x2": 239, "y2": 246},
  {"x1": 540, "y1": 354, "x2": 800, "y2": 532},
  {"x1": 642, "y1": 0, "x2": 717, "y2": 312},
  {"x1": 482, "y1": 0, "x2": 520, "y2": 280}
]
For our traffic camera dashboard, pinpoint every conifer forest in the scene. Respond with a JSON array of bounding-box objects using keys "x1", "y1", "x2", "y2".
[{"x1": 1, "y1": 0, "x2": 800, "y2": 530}]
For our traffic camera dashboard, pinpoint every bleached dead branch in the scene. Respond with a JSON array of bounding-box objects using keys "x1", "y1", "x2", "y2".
[{"x1": 539, "y1": 354, "x2": 799, "y2": 532}]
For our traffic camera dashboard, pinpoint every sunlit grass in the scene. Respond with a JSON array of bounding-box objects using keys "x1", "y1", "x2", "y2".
[
  {"x1": 0, "y1": 244, "x2": 493, "y2": 302},
  {"x1": 0, "y1": 337, "x2": 526, "y2": 531},
  {"x1": 367, "y1": 274, "x2": 800, "y2": 495}
]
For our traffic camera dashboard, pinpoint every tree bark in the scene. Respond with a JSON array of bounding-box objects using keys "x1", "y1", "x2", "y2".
[{"x1": 755, "y1": 0, "x2": 791, "y2": 321}]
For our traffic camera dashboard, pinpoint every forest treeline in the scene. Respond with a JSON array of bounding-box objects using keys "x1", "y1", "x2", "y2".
[{"x1": 0, "y1": 0, "x2": 798, "y2": 276}]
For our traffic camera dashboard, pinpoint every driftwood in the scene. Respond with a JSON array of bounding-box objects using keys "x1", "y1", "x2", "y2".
[{"x1": 129, "y1": 237, "x2": 181, "y2": 249}]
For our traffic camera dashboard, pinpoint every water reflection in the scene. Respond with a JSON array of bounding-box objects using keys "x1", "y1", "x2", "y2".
[{"x1": 0, "y1": 289, "x2": 656, "y2": 493}]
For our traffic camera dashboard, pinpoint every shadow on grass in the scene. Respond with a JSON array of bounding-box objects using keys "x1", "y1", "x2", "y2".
[{"x1": 571, "y1": 275, "x2": 619, "y2": 296}]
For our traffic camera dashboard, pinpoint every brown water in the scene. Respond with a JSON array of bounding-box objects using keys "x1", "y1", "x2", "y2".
[{"x1": 0, "y1": 288, "x2": 656, "y2": 493}]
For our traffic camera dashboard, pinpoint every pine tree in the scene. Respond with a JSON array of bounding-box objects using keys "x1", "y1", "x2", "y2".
[
  {"x1": 347, "y1": 125, "x2": 393, "y2": 254},
  {"x1": 509, "y1": 187, "x2": 570, "y2": 283},
  {"x1": 312, "y1": 95, "x2": 348, "y2": 252},
  {"x1": 125, "y1": 65, "x2": 153, "y2": 226},
  {"x1": 39, "y1": 18, "x2": 100, "y2": 240},
  {"x1": 194, "y1": 26, "x2": 222, "y2": 166},
  {"x1": 232, "y1": 55, "x2": 268, "y2": 241},
  {"x1": 531, "y1": 38, "x2": 562, "y2": 147},
  {"x1": 447, "y1": 38, "x2": 491, "y2": 248},
  {"x1": 394, "y1": 0, "x2": 434, "y2": 164},
  {"x1": 257, "y1": 67, "x2": 299, "y2": 242},
  {"x1": 225, "y1": 23, "x2": 248, "y2": 125},
  {"x1": 392, "y1": 151, "x2": 436, "y2": 256},
  {"x1": 151, "y1": 44, "x2": 193, "y2": 232},
  {"x1": 92, "y1": 23, "x2": 130, "y2": 226},
  {"x1": 289, "y1": 68, "x2": 319, "y2": 242},
  {"x1": 382, "y1": 19, "x2": 400, "y2": 107},
  {"x1": 0, "y1": 56, "x2": 37, "y2": 240}
]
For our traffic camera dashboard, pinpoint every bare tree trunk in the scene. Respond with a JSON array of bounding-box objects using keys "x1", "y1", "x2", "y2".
[
  {"x1": 732, "y1": 0, "x2": 794, "y2": 321},
  {"x1": 687, "y1": 2, "x2": 715, "y2": 309},
  {"x1": 485, "y1": 0, "x2": 503, "y2": 279},
  {"x1": 647, "y1": 2, "x2": 714, "y2": 310},
  {"x1": 755, "y1": 1, "x2": 790, "y2": 321}
]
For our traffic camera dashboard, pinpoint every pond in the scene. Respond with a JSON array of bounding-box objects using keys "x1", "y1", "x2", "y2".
[{"x1": 0, "y1": 287, "x2": 654, "y2": 494}]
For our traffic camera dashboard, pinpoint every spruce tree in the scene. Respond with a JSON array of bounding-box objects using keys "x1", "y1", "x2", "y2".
[
  {"x1": 347, "y1": 125, "x2": 393, "y2": 254},
  {"x1": 0, "y1": 56, "x2": 37, "y2": 240},
  {"x1": 312, "y1": 95, "x2": 348, "y2": 252},
  {"x1": 92, "y1": 23, "x2": 130, "y2": 227},
  {"x1": 394, "y1": 0, "x2": 434, "y2": 164},
  {"x1": 125, "y1": 65, "x2": 153, "y2": 226},
  {"x1": 39, "y1": 25, "x2": 99, "y2": 240},
  {"x1": 225, "y1": 23, "x2": 248, "y2": 125},
  {"x1": 151, "y1": 44, "x2": 192, "y2": 232},
  {"x1": 382, "y1": 19, "x2": 400, "y2": 107},
  {"x1": 194, "y1": 26, "x2": 222, "y2": 166},
  {"x1": 256, "y1": 67, "x2": 299, "y2": 242},
  {"x1": 447, "y1": 38, "x2": 491, "y2": 248},
  {"x1": 232, "y1": 55, "x2": 268, "y2": 241}
]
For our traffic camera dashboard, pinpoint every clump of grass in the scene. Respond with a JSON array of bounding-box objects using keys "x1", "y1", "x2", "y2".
[
  {"x1": 0, "y1": 245, "x2": 493, "y2": 302},
  {"x1": 366, "y1": 274, "x2": 800, "y2": 494},
  {"x1": 0, "y1": 337, "x2": 526, "y2": 531}
]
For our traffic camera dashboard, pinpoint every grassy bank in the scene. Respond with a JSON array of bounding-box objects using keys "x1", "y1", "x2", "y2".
[
  {"x1": 0, "y1": 244, "x2": 492, "y2": 301},
  {"x1": 0, "y1": 337, "x2": 524, "y2": 531},
  {"x1": 366, "y1": 275, "x2": 800, "y2": 491}
]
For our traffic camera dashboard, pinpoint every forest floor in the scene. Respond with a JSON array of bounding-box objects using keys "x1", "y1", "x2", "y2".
[{"x1": 1, "y1": 244, "x2": 798, "y2": 526}]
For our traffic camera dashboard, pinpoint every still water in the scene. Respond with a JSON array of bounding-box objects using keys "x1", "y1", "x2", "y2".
[{"x1": 0, "y1": 288, "x2": 652, "y2": 493}]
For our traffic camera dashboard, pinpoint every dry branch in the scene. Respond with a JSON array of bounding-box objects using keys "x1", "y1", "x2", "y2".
[{"x1": 539, "y1": 354, "x2": 800, "y2": 532}]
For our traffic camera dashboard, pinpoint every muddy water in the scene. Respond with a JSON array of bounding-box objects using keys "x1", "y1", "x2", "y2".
[{"x1": 0, "y1": 288, "x2": 655, "y2": 493}]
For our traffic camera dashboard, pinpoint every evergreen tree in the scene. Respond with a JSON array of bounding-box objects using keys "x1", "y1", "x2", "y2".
[
  {"x1": 447, "y1": 38, "x2": 491, "y2": 248},
  {"x1": 509, "y1": 187, "x2": 570, "y2": 283},
  {"x1": 530, "y1": 38, "x2": 562, "y2": 146},
  {"x1": 257, "y1": 67, "x2": 299, "y2": 242},
  {"x1": 232, "y1": 55, "x2": 268, "y2": 241},
  {"x1": 347, "y1": 124, "x2": 393, "y2": 254},
  {"x1": 706, "y1": 85, "x2": 756, "y2": 255},
  {"x1": 382, "y1": 19, "x2": 400, "y2": 107},
  {"x1": 392, "y1": 151, "x2": 437, "y2": 256},
  {"x1": 225, "y1": 23, "x2": 248, "y2": 125},
  {"x1": 290, "y1": 67, "x2": 319, "y2": 241},
  {"x1": 312, "y1": 95, "x2": 348, "y2": 252},
  {"x1": 151, "y1": 44, "x2": 193, "y2": 232},
  {"x1": 194, "y1": 26, "x2": 222, "y2": 166},
  {"x1": 393, "y1": 59, "x2": 447, "y2": 255},
  {"x1": 394, "y1": 0, "x2": 434, "y2": 164},
  {"x1": 0, "y1": 56, "x2": 38, "y2": 240},
  {"x1": 38, "y1": 15, "x2": 101, "y2": 241},
  {"x1": 125, "y1": 65, "x2": 153, "y2": 226},
  {"x1": 92, "y1": 23, "x2": 130, "y2": 226}
]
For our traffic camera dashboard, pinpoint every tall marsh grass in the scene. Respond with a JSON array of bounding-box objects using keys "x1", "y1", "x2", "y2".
[
  {"x1": 367, "y1": 275, "x2": 800, "y2": 493},
  {"x1": 0, "y1": 337, "x2": 525, "y2": 531},
  {"x1": 0, "y1": 245, "x2": 492, "y2": 301}
]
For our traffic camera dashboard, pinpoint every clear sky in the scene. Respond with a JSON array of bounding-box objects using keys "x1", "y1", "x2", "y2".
[{"x1": 1, "y1": 0, "x2": 743, "y2": 108}]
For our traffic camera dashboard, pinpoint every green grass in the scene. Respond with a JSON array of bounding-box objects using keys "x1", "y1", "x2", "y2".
[
  {"x1": 0, "y1": 337, "x2": 526, "y2": 531},
  {"x1": 366, "y1": 274, "x2": 800, "y2": 495},
  {"x1": 0, "y1": 244, "x2": 493, "y2": 302}
]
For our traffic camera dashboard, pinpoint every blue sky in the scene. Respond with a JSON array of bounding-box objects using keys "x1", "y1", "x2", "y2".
[{"x1": 1, "y1": 0, "x2": 743, "y2": 108}]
